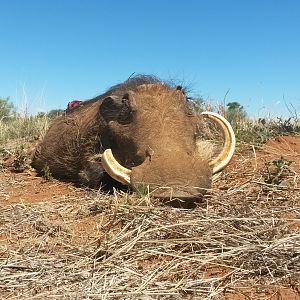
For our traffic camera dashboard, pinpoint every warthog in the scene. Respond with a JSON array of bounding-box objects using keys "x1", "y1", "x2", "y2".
[{"x1": 32, "y1": 76, "x2": 235, "y2": 204}]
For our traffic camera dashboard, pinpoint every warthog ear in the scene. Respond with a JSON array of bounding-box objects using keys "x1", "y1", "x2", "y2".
[{"x1": 99, "y1": 95, "x2": 134, "y2": 124}]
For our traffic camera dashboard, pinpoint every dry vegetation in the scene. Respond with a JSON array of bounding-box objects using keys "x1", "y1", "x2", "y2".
[{"x1": 1, "y1": 112, "x2": 300, "y2": 299}]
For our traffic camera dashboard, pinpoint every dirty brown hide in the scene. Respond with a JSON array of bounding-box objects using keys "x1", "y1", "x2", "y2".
[{"x1": 32, "y1": 76, "x2": 235, "y2": 204}]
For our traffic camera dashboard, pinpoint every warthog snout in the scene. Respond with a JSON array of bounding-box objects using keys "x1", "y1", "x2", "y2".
[{"x1": 129, "y1": 154, "x2": 212, "y2": 200}]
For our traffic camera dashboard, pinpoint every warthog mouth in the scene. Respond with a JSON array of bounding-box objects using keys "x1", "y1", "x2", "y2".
[
  {"x1": 101, "y1": 111, "x2": 236, "y2": 191},
  {"x1": 149, "y1": 186, "x2": 207, "y2": 199},
  {"x1": 147, "y1": 186, "x2": 208, "y2": 208}
]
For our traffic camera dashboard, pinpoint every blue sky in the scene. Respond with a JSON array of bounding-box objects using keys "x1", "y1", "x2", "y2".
[{"x1": 1, "y1": 0, "x2": 300, "y2": 117}]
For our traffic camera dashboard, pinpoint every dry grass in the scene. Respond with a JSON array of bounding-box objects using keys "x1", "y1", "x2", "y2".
[
  {"x1": 0, "y1": 116, "x2": 50, "y2": 173},
  {"x1": 1, "y1": 163, "x2": 299, "y2": 299},
  {"x1": 0, "y1": 116, "x2": 49, "y2": 146}
]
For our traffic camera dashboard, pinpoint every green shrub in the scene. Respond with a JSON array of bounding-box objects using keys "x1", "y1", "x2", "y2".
[
  {"x1": 232, "y1": 117, "x2": 300, "y2": 145},
  {"x1": 0, "y1": 97, "x2": 15, "y2": 120},
  {"x1": 263, "y1": 156, "x2": 293, "y2": 185},
  {"x1": 226, "y1": 101, "x2": 247, "y2": 126}
]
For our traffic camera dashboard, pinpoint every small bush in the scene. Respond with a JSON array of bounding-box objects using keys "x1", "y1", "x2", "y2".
[
  {"x1": 263, "y1": 156, "x2": 294, "y2": 185},
  {"x1": 226, "y1": 101, "x2": 247, "y2": 125},
  {"x1": 41, "y1": 165, "x2": 53, "y2": 181},
  {"x1": 12, "y1": 145, "x2": 31, "y2": 172}
]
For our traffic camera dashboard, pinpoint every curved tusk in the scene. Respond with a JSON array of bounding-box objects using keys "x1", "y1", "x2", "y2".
[
  {"x1": 201, "y1": 111, "x2": 236, "y2": 174},
  {"x1": 101, "y1": 149, "x2": 131, "y2": 185}
]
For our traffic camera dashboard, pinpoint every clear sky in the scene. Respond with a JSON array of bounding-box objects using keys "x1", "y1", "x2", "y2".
[{"x1": 1, "y1": 0, "x2": 300, "y2": 117}]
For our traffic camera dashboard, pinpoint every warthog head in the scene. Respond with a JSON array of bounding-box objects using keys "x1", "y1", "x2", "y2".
[{"x1": 32, "y1": 76, "x2": 235, "y2": 205}]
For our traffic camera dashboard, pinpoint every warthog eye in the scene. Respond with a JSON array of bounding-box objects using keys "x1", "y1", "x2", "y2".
[
  {"x1": 99, "y1": 95, "x2": 135, "y2": 125},
  {"x1": 117, "y1": 95, "x2": 135, "y2": 124},
  {"x1": 118, "y1": 105, "x2": 134, "y2": 124}
]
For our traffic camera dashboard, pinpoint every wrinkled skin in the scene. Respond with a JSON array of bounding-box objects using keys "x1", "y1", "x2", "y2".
[{"x1": 32, "y1": 79, "x2": 213, "y2": 205}]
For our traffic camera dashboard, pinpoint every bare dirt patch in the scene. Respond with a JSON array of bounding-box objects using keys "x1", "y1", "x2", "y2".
[
  {"x1": 265, "y1": 135, "x2": 300, "y2": 158},
  {"x1": 0, "y1": 170, "x2": 86, "y2": 206},
  {"x1": 0, "y1": 136, "x2": 299, "y2": 299}
]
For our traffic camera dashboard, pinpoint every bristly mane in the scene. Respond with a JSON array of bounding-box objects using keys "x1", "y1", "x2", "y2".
[
  {"x1": 106, "y1": 75, "x2": 164, "y2": 94},
  {"x1": 92, "y1": 75, "x2": 167, "y2": 101},
  {"x1": 66, "y1": 75, "x2": 178, "y2": 113}
]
